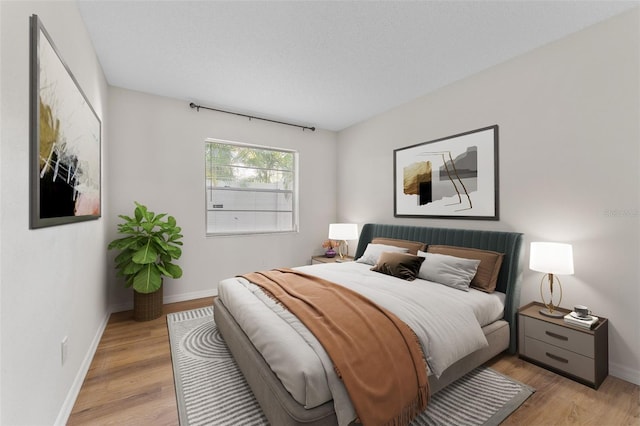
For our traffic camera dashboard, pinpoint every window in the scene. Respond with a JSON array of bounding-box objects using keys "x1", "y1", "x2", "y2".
[{"x1": 205, "y1": 139, "x2": 298, "y2": 235}]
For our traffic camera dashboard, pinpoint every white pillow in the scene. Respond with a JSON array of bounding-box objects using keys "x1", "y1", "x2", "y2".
[
  {"x1": 356, "y1": 243, "x2": 409, "y2": 265},
  {"x1": 417, "y1": 251, "x2": 481, "y2": 291}
]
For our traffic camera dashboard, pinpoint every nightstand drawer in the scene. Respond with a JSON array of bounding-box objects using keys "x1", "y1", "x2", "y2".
[
  {"x1": 523, "y1": 316, "x2": 594, "y2": 357},
  {"x1": 523, "y1": 336, "x2": 595, "y2": 382}
]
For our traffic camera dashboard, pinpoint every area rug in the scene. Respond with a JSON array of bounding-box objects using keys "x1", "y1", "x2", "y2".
[{"x1": 168, "y1": 306, "x2": 534, "y2": 426}]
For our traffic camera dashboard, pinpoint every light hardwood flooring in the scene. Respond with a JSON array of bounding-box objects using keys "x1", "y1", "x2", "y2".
[{"x1": 68, "y1": 298, "x2": 639, "y2": 425}]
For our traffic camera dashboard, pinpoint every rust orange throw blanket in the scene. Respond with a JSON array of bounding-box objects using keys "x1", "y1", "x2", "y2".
[{"x1": 241, "y1": 268, "x2": 429, "y2": 426}]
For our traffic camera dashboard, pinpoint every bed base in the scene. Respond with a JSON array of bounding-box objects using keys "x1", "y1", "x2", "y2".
[
  {"x1": 214, "y1": 297, "x2": 337, "y2": 426},
  {"x1": 214, "y1": 297, "x2": 509, "y2": 425}
]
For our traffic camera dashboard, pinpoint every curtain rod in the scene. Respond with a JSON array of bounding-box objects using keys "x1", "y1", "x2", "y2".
[{"x1": 189, "y1": 102, "x2": 316, "y2": 132}]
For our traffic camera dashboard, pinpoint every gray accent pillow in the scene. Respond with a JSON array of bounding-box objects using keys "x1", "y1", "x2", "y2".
[
  {"x1": 356, "y1": 243, "x2": 409, "y2": 265},
  {"x1": 417, "y1": 251, "x2": 481, "y2": 291},
  {"x1": 426, "y1": 245, "x2": 504, "y2": 292}
]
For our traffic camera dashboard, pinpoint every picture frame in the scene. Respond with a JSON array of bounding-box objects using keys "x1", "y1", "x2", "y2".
[
  {"x1": 394, "y1": 125, "x2": 499, "y2": 220},
  {"x1": 29, "y1": 15, "x2": 101, "y2": 229}
]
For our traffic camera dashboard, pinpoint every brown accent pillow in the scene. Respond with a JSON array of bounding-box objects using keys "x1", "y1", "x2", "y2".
[
  {"x1": 370, "y1": 252, "x2": 425, "y2": 281},
  {"x1": 371, "y1": 238, "x2": 427, "y2": 255},
  {"x1": 426, "y1": 245, "x2": 504, "y2": 292}
]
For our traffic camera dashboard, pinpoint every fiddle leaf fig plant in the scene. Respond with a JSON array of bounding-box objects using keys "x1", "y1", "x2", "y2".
[{"x1": 108, "y1": 202, "x2": 183, "y2": 294}]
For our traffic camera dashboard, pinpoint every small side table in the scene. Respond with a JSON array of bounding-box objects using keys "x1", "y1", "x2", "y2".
[
  {"x1": 311, "y1": 255, "x2": 354, "y2": 265},
  {"x1": 518, "y1": 301, "x2": 608, "y2": 389}
]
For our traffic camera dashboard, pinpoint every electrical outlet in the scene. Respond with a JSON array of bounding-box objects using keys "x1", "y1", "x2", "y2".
[{"x1": 61, "y1": 336, "x2": 68, "y2": 366}]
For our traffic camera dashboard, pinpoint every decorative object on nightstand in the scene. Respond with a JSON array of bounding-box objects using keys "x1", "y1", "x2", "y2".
[
  {"x1": 321, "y1": 239, "x2": 339, "y2": 258},
  {"x1": 328, "y1": 223, "x2": 359, "y2": 259},
  {"x1": 564, "y1": 311, "x2": 599, "y2": 329},
  {"x1": 518, "y1": 301, "x2": 608, "y2": 389},
  {"x1": 564, "y1": 305, "x2": 599, "y2": 329},
  {"x1": 529, "y1": 242, "x2": 574, "y2": 318}
]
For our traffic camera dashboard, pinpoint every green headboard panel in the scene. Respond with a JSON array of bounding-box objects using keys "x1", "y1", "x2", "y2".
[{"x1": 355, "y1": 223, "x2": 524, "y2": 353}]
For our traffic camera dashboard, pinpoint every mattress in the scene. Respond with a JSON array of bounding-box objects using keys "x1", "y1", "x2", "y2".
[{"x1": 218, "y1": 262, "x2": 507, "y2": 425}]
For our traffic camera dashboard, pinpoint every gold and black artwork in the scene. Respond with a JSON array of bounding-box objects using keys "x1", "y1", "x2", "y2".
[
  {"x1": 394, "y1": 126, "x2": 498, "y2": 220},
  {"x1": 29, "y1": 15, "x2": 101, "y2": 228}
]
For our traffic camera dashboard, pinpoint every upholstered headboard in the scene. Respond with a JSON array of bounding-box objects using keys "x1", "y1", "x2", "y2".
[{"x1": 355, "y1": 223, "x2": 524, "y2": 353}]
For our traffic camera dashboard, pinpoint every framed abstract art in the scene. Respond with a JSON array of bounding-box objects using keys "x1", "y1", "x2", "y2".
[
  {"x1": 394, "y1": 125, "x2": 499, "y2": 220},
  {"x1": 29, "y1": 14, "x2": 101, "y2": 229}
]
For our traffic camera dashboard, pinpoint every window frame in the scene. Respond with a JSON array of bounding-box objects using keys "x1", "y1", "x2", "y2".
[{"x1": 205, "y1": 138, "x2": 299, "y2": 236}]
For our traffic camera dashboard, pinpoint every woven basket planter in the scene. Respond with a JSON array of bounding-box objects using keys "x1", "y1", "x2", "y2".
[{"x1": 133, "y1": 285, "x2": 163, "y2": 321}]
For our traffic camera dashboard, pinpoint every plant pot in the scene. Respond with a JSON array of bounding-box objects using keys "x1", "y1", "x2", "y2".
[{"x1": 133, "y1": 285, "x2": 163, "y2": 321}]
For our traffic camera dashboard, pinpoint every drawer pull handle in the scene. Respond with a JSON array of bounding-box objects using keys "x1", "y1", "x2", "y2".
[
  {"x1": 545, "y1": 352, "x2": 569, "y2": 364},
  {"x1": 545, "y1": 331, "x2": 568, "y2": 341}
]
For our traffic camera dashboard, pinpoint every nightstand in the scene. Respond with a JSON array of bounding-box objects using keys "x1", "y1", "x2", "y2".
[
  {"x1": 311, "y1": 255, "x2": 354, "y2": 265},
  {"x1": 518, "y1": 301, "x2": 608, "y2": 389}
]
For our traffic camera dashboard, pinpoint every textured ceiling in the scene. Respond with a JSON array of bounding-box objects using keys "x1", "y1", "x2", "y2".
[{"x1": 77, "y1": 1, "x2": 637, "y2": 131}]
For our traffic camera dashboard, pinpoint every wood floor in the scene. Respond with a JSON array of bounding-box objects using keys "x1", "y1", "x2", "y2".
[{"x1": 68, "y1": 298, "x2": 639, "y2": 425}]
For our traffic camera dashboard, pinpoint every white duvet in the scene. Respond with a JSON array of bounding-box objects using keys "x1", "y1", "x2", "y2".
[{"x1": 217, "y1": 262, "x2": 505, "y2": 426}]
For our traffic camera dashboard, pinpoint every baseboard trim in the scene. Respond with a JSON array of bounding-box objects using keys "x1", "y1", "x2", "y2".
[
  {"x1": 610, "y1": 361, "x2": 640, "y2": 385},
  {"x1": 110, "y1": 289, "x2": 217, "y2": 313},
  {"x1": 109, "y1": 301, "x2": 133, "y2": 313},
  {"x1": 163, "y1": 289, "x2": 217, "y2": 305},
  {"x1": 54, "y1": 309, "x2": 111, "y2": 426}
]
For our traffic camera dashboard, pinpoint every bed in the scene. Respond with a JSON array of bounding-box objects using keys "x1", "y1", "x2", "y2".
[{"x1": 214, "y1": 223, "x2": 523, "y2": 425}]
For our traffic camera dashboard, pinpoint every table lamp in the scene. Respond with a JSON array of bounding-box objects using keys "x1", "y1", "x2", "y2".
[
  {"x1": 529, "y1": 242, "x2": 574, "y2": 317},
  {"x1": 328, "y1": 223, "x2": 358, "y2": 260}
]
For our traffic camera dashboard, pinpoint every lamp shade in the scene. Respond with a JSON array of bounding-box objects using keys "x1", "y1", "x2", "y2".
[
  {"x1": 529, "y1": 242, "x2": 574, "y2": 275},
  {"x1": 328, "y1": 223, "x2": 358, "y2": 240}
]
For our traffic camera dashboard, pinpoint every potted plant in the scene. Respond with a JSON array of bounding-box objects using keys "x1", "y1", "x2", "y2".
[{"x1": 108, "y1": 202, "x2": 183, "y2": 321}]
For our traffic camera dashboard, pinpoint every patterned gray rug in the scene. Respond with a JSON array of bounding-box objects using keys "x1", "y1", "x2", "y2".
[{"x1": 168, "y1": 306, "x2": 534, "y2": 426}]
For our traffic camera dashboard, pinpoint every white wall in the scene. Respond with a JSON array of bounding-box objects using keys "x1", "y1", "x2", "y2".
[
  {"x1": 337, "y1": 8, "x2": 640, "y2": 384},
  {"x1": 107, "y1": 88, "x2": 338, "y2": 308},
  {"x1": 0, "y1": 1, "x2": 110, "y2": 425}
]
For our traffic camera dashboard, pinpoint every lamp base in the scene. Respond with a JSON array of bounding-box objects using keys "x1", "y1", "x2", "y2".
[
  {"x1": 539, "y1": 307, "x2": 565, "y2": 318},
  {"x1": 539, "y1": 273, "x2": 564, "y2": 318}
]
